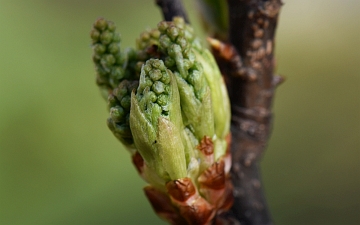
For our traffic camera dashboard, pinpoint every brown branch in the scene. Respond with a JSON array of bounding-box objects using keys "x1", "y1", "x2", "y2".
[
  {"x1": 155, "y1": 0, "x2": 189, "y2": 23},
  {"x1": 223, "y1": 0, "x2": 283, "y2": 224}
]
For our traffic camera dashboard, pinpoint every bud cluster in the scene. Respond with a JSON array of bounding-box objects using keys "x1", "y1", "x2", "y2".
[
  {"x1": 107, "y1": 80, "x2": 139, "y2": 146},
  {"x1": 91, "y1": 18, "x2": 140, "y2": 99},
  {"x1": 131, "y1": 58, "x2": 188, "y2": 184},
  {"x1": 136, "y1": 59, "x2": 171, "y2": 116},
  {"x1": 91, "y1": 17, "x2": 233, "y2": 225},
  {"x1": 136, "y1": 28, "x2": 161, "y2": 51}
]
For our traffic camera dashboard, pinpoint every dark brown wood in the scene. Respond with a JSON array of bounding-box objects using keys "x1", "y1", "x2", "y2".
[
  {"x1": 225, "y1": 1, "x2": 283, "y2": 224},
  {"x1": 156, "y1": 0, "x2": 189, "y2": 23}
]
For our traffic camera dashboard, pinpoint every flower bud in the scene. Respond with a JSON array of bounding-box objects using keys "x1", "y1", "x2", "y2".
[{"x1": 130, "y1": 59, "x2": 187, "y2": 181}]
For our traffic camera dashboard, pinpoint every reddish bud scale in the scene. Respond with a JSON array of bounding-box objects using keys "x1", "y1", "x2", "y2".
[
  {"x1": 142, "y1": 133, "x2": 233, "y2": 225},
  {"x1": 132, "y1": 151, "x2": 144, "y2": 175},
  {"x1": 144, "y1": 186, "x2": 188, "y2": 225},
  {"x1": 197, "y1": 136, "x2": 215, "y2": 166},
  {"x1": 167, "y1": 178, "x2": 215, "y2": 225},
  {"x1": 216, "y1": 174, "x2": 234, "y2": 212},
  {"x1": 199, "y1": 160, "x2": 225, "y2": 190},
  {"x1": 166, "y1": 178, "x2": 196, "y2": 202},
  {"x1": 197, "y1": 133, "x2": 233, "y2": 214},
  {"x1": 217, "y1": 133, "x2": 234, "y2": 212},
  {"x1": 198, "y1": 160, "x2": 226, "y2": 207}
]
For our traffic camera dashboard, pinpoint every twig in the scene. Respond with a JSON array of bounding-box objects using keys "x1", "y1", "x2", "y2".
[
  {"x1": 155, "y1": 0, "x2": 189, "y2": 23},
  {"x1": 223, "y1": 1, "x2": 283, "y2": 224}
]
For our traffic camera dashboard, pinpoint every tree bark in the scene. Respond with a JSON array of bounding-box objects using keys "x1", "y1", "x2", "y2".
[
  {"x1": 155, "y1": 0, "x2": 283, "y2": 224},
  {"x1": 155, "y1": 0, "x2": 189, "y2": 23},
  {"x1": 226, "y1": 1, "x2": 282, "y2": 224}
]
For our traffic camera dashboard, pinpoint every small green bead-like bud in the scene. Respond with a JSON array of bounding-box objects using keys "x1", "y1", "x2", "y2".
[
  {"x1": 157, "y1": 21, "x2": 169, "y2": 33},
  {"x1": 110, "y1": 66, "x2": 125, "y2": 80},
  {"x1": 101, "y1": 54, "x2": 116, "y2": 70},
  {"x1": 94, "y1": 18, "x2": 107, "y2": 31},
  {"x1": 95, "y1": 65, "x2": 107, "y2": 77},
  {"x1": 167, "y1": 26, "x2": 179, "y2": 41},
  {"x1": 150, "y1": 29, "x2": 161, "y2": 39},
  {"x1": 108, "y1": 94, "x2": 118, "y2": 108},
  {"x1": 141, "y1": 32, "x2": 150, "y2": 41},
  {"x1": 164, "y1": 56, "x2": 175, "y2": 68},
  {"x1": 114, "y1": 84, "x2": 127, "y2": 101},
  {"x1": 93, "y1": 44, "x2": 106, "y2": 55},
  {"x1": 152, "y1": 81, "x2": 165, "y2": 95},
  {"x1": 110, "y1": 106, "x2": 126, "y2": 123},
  {"x1": 160, "y1": 71, "x2": 170, "y2": 84},
  {"x1": 90, "y1": 29, "x2": 100, "y2": 42},
  {"x1": 173, "y1": 17, "x2": 185, "y2": 29},
  {"x1": 100, "y1": 31, "x2": 113, "y2": 45},
  {"x1": 159, "y1": 35, "x2": 172, "y2": 50},
  {"x1": 156, "y1": 94, "x2": 168, "y2": 106},
  {"x1": 108, "y1": 42, "x2": 120, "y2": 54},
  {"x1": 149, "y1": 69, "x2": 162, "y2": 81},
  {"x1": 106, "y1": 80, "x2": 139, "y2": 146},
  {"x1": 176, "y1": 36, "x2": 188, "y2": 50},
  {"x1": 107, "y1": 21, "x2": 116, "y2": 32},
  {"x1": 120, "y1": 95, "x2": 131, "y2": 110},
  {"x1": 136, "y1": 28, "x2": 161, "y2": 55}
]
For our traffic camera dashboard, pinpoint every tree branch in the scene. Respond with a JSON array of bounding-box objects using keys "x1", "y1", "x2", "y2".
[
  {"x1": 224, "y1": 1, "x2": 283, "y2": 224},
  {"x1": 155, "y1": 0, "x2": 189, "y2": 23}
]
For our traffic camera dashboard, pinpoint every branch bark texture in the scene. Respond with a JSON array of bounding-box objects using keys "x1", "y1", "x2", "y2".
[
  {"x1": 225, "y1": 1, "x2": 283, "y2": 224},
  {"x1": 155, "y1": 0, "x2": 283, "y2": 224},
  {"x1": 156, "y1": 0, "x2": 189, "y2": 23}
]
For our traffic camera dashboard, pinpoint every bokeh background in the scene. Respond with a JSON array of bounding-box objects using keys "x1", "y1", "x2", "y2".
[{"x1": 1, "y1": 0, "x2": 359, "y2": 224}]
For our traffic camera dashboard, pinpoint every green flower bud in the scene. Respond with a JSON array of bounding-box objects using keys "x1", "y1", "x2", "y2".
[
  {"x1": 137, "y1": 29, "x2": 160, "y2": 50},
  {"x1": 152, "y1": 23, "x2": 214, "y2": 140},
  {"x1": 101, "y1": 54, "x2": 116, "y2": 70},
  {"x1": 90, "y1": 17, "x2": 233, "y2": 225},
  {"x1": 93, "y1": 43, "x2": 106, "y2": 55},
  {"x1": 194, "y1": 48, "x2": 231, "y2": 139},
  {"x1": 157, "y1": 21, "x2": 168, "y2": 33},
  {"x1": 107, "y1": 80, "x2": 139, "y2": 146},
  {"x1": 108, "y1": 42, "x2": 120, "y2": 54},
  {"x1": 157, "y1": 17, "x2": 230, "y2": 139},
  {"x1": 110, "y1": 106, "x2": 126, "y2": 123},
  {"x1": 172, "y1": 17, "x2": 196, "y2": 43},
  {"x1": 91, "y1": 18, "x2": 139, "y2": 94},
  {"x1": 130, "y1": 59, "x2": 187, "y2": 181},
  {"x1": 100, "y1": 31, "x2": 113, "y2": 45},
  {"x1": 90, "y1": 29, "x2": 101, "y2": 43},
  {"x1": 106, "y1": 21, "x2": 116, "y2": 32},
  {"x1": 107, "y1": 94, "x2": 118, "y2": 108},
  {"x1": 94, "y1": 17, "x2": 107, "y2": 31}
]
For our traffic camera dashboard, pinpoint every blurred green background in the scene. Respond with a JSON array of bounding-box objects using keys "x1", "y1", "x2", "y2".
[{"x1": 0, "y1": 0, "x2": 359, "y2": 224}]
